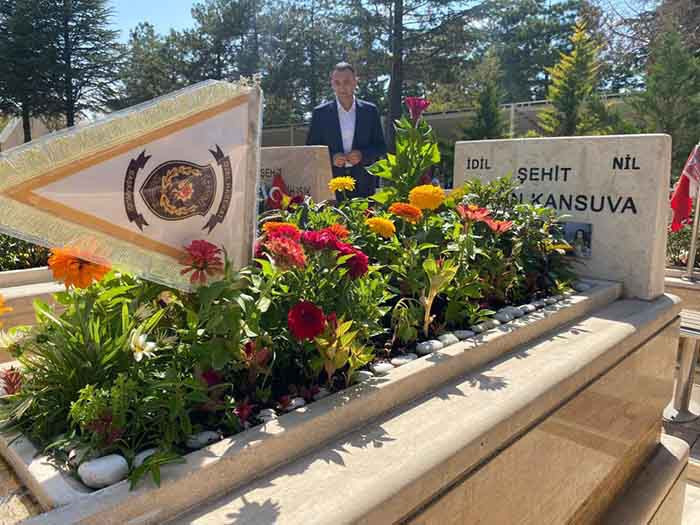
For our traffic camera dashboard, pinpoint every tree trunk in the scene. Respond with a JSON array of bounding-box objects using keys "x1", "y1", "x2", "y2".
[
  {"x1": 387, "y1": 0, "x2": 404, "y2": 151},
  {"x1": 309, "y1": 1, "x2": 318, "y2": 109},
  {"x1": 21, "y1": 102, "x2": 31, "y2": 143},
  {"x1": 63, "y1": 0, "x2": 75, "y2": 127}
]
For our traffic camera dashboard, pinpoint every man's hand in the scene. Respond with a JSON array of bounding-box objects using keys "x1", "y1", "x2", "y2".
[
  {"x1": 333, "y1": 153, "x2": 347, "y2": 168},
  {"x1": 347, "y1": 150, "x2": 363, "y2": 166}
]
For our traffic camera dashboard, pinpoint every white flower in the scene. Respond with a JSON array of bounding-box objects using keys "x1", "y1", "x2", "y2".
[{"x1": 130, "y1": 330, "x2": 157, "y2": 362}]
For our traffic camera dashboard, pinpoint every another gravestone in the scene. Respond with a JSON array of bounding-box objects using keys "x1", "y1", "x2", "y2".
[
  {"x1": 260, "y1": 146, "x2": 333, "y2": 208},
  {"x1": 0, "y1": 80, "x2": 262, "y2": 289},
  {"x1": 454, "y1": 135, "x2": 671, "y2": 300}
]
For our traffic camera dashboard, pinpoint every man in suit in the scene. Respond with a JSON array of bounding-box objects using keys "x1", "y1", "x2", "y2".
[{"x1": 306, "y1": 62, "x2": 387, "y2": 199}]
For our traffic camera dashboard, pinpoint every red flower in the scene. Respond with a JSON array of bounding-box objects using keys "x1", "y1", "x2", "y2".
[
  {"x1": 180, "y1": 240, "x2": 224, "y2": 285},
  {"x1": 288, "y1": 301, "x2": 326, "y2": 341},
  {"x1": 336, "y1": 242, "x2": 369, "y2": 279},
  {"x1": 0, "y1": 367, "x2": 22, "y2": 395},
  {"x1": 325, "y1": 312, "x2": 338, "y2": 331},
  {"x1": 405, "y1": 97, "x2": 431, "y2": 123},
  {"x1": 457, "y1": 204, "x2": 491, "y2": 223},
  {"x1": 301, "y1": 230, "x2": 340, "y2": 251},
  {"x1": 254, "y1": 240, "x2": 265, "y2": 259},
  {"x1": 299, "y1": 385, "x2": 321, "y2": 403},
  {"x1": 243, "y1": 340, "x2": 271, "y2": 367},
  {"x1": 277, "y1": 395, "x2": 291, "y2": 410},
  {"x1": 234, "y1": 400, "x2": 256, "y2": 423},
  {"x1": 201, "y1": 369, "x2": 222, "y2": 387},
  {"x1": 485, "y1": 219, "x2": 514, "y2": 235},
  {"x1": 265, "y1": 236, "x2": 307, "y2": 269}
]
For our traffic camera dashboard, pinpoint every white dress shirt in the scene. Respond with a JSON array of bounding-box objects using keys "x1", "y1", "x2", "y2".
[{"x1": 337, "y1": 97, "x2": 356, "y2": 167}]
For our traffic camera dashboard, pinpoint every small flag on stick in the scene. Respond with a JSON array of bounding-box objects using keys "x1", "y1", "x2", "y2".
[{"x1": 671, "y1": 144, "x2": 700, "y2": 232}]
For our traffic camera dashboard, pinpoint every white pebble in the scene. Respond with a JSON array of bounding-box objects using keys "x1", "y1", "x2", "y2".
[
  {"x1": 505, "y1": 306, "x2": 524, "y2": 318},
  {"x1": 370, "y1": 361, "x2": 395, "y2": 375},
  {"x1": 353, "y1": 370, "x2": 375, "y2": 383},
  {"x1": 454, "y1": 330, "x2": 475, "y2": 340},
  {"x1": 544, "y1": 297, "x2": 557, "y2": 305},
  {"x1": 494, "y1": 311, "x2": 514, "y2": 323},
  {"x1": 533, "y1": 300, "x2": 547, "y2": 309},
  {"x1": 284, "y1": 397, "x2": 306, "y2": 411},
  {"x1": 186, "y1": 430, "x2": 222, "y2": 449},
  {"x1": 472, "y1": 320, "x2": 501, "y2": 333},
  {"x1": 78, "y1": 454, "x2": 128, "y2": 489},
  {"x1": 437, "y1": 333, "x2": 460, "y2": 346},
  {"x1": 258, "y1": 408, "x2": 278, "y2": 422},
  {"x1": 416, "y1": 340, "x2": 444, "y2": 355},
  {"x1": 391, "y1": 353, "x2": 418, "y2": 366},
  {"x1": 134, "y1": 448, "x2": 157, "y2": 468},
  {"x1": 518, "y1": 304, "x2": 537, "y2": 315},
  {"x1": 573, "y1": 281, "x2": 592, "y2": 292}
]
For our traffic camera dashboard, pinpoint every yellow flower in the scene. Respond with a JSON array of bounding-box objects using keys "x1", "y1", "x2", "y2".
[
  {"x1": 409, "y1": 185, "x2": 445, "y2": 210},
  {"x1": 329, "y1": 176, "x2": 356, "y2": 193},
  {"x1": 365, "y1": 217, "x2": 396, "y2": 238},
  {"x1": 0, "y1": 294, "x2": 11, "y2": 327}
]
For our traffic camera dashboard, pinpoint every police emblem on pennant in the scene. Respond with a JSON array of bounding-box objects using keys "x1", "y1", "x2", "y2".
[{"x1": 124, "y1": 145, "x2": 233, "y2": 234}]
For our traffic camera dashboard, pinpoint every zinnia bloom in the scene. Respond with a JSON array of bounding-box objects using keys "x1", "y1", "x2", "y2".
[
  {"x1": 287, "y1": 301, "x2": 326, "y2": 341},
  {"x1": 409, "y1": 185, "x2": 445, "y2": 211},
  {"x1": 365, "y1": 217, "x2": 396, "y2": 238},
  {"x1": 486, "y1": 219, "x2": 514, "y2": 235},
  {"x1": 180, "y1": 240, "x2": 224, "y2": 285},
  {"x1": 389, "y1": 202, "x2": 423, "y2": 224},
  {"x1": 129, "y1": 330, "x2": 157, "y2": 362},
  {"x1": 48, "y1": 247, "x2": 111, "y2": 289},
  {"x1": 457, "y1": 204, "x2": 491, "y2": 223},
  {"x1": 405, "y1": 97, "x2": 431, "y2": 123},
  {"x1": 265, "y1": 236, "x2": 307, "y2": 269},
  {"x1": 262, "y1": 221, "x2": 301, "y2": 241},
  {"x1": 336, "y1": 242, "x2": 369, "y2": 279},
  {"x1": 329, "y1": 176, "x2": 356, "y2": 193},
  {"x1": 301, "y1": 230, "x2": 340, "y2": 251},
  {"x1": 234, "y1": 400, "x2": 256, "y2": 423},
  {"x1": 321, "y1": 223, "x2": 350, "y2": 239}
]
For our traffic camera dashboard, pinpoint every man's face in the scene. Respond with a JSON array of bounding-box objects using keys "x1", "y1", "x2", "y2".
[{"x1": 331, "y1": 69, "x2": 357, "y2": 100}]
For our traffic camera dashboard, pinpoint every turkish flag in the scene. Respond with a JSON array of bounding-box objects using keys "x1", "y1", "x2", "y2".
[
  {"x1": 670, "y1": 145, "x2": 700, "y2": 232},
  {"x1": 266, "y1": 173, "x2": 289, "y2": 210}
]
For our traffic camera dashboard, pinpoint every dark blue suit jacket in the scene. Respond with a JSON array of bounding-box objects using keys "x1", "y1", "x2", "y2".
[{"x1": 306, "y1": 99, "x2": 387, "y2": 198}]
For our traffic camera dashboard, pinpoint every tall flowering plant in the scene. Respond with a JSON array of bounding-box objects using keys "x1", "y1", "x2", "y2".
[{"x1": 368, "y1": 97, "x2": 441, "y2": 203}]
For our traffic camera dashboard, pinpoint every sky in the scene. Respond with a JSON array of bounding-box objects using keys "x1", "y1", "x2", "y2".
[{"x1": 109, "y1": 0, "x2": 195, "y2": 41}]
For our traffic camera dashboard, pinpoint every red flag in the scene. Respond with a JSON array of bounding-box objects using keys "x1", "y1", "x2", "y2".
[
  {"x1": 266, "y1": 173, "x2": 289, "y2": 210},
  {"x1": 670, "y1": 145, "x2": 700, "y2": 232}
]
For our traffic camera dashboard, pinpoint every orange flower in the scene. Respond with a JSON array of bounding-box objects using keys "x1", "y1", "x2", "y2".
[
  {"x1": 457, "y1": 204, "x2": 491, "y2": 223},
  {"x1": 389, "y1": 202, "x2": 423, "y2": 224},
  {"x1": 0, "y1": 293, "x2": 11, "y2": 328},
  {"x1": 262, "y1": 221, "x2": 301, "y2": 240},
  {"x1": 485, "y1": 219, "x2": 514, "y2": 235},
  {"x1": 48, "y1": 247, "x2": 111, "y2": 289},
  {"x1": 323, "y1": 223, "x2": 350, "y2": 239}
]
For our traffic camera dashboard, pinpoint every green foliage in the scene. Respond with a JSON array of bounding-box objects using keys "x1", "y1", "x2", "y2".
[
  {"x1": 464, "y1": 52, "x2": 505, "y2": 140},
  {"x1": 0, "y1": 234, "x2": 49, "y2": 271},
  {"x1": 538, "y1": 20, "x2": 601, "y2": 136},
  {"x1": 634, "y1": 28, "x2": 700, "y2": 179}
]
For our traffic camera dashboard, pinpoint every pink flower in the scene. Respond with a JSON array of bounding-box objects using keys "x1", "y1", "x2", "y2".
[
  {"x1": 301, "y1": 230, "x2": 340, "y2": 251},
  {"x1": 485, "y1": 219, "x2": 514, "y2": 235},
  {"x1": 405, "y1": 97, "x2": 431, "y2": 123},
  {"x1": 234, "y1": 400, "x2": 256, "y2": 423},
  {"x1": 180, "y1": 240, "x2": 224, "y2": 285},
  {"x1": 335, "y1": 242, "x2": 369, "y2": 279}
]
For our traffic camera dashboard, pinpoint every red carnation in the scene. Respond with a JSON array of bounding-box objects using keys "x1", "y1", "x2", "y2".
[
  {"x1": 180, "y1": 240, "x2": 224, "y2": 285},
  {"x1": 336, "y1": 242, "x2": 369, "y2": 279},
  {"x1": 287, "y1": 301, "x2": 326, "y2": 341},
  {"x1": 405, "y1": 97, "x2": 430, "y2": 123},
  {"x1": 301, "y1": 230, "x2": 340, "y2": 251},
  {"x1": 265, "y1": 236, "x2": 306, "y2": 269}
]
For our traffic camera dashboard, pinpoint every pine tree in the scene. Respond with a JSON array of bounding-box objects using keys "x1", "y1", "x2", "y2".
[
  {"x1": 538, "y1": 20, "x2": 600, "y2": 136},
  {"x1": 464, "y1": 52, "x2": 505, "y2": 139},
  {"x1": 634, "y1": 28, "x2": 700, "y2": 177}
]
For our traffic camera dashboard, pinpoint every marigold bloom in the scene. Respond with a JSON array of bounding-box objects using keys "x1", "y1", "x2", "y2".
[
  {"x1": 264, "y1": 236, "x2": 307, "y2": 269},
  {"x1": 288, "y1": 301, "x2": 326, "y2": 341},
  {"x1": 0, "y1": 294, "x2": 12, "y2": 320},
  {"x1": 365, "y1": 217, "x2": 396, "y2": 238},
  {"x1": 486, "y1": 219, "x2": 514, "y2": 235},
  {"x1": 180, "y1": 240, "x2": 224, "y2": 285},
  {"x1": 48, "y1": 247, "x2": 111, "y2": 289},
  {"x1": 335, "y1": 242, "x2": 369, "y2": 279},
  {"x1": 457, "y1": 204, "x2": 491, "y2": 223},
  {"x1": 409, "y1": 184, "x2": 445, "y2": 210},
  {"x1": 262, "y1": 221, "x2": 301, "y2": 241},
  {"x1": 329, "y1": 176, "x2": 356, "y2": 193},
  {"x1": 389, "y1": 202, "x2": 423, "y2": 224},
  {"x1": 405, "y1": 97, "x2": 431, "y2": 122},
  {"x1": 301, "y1": 230, "x2": 340, "y2": 251},
  {"x1": 322, "y1": 223, "x2": 350, "y2": 239}
]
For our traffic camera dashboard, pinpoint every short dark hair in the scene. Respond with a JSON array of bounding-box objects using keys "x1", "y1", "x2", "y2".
[{"x1": 331, "y1": 62, "x2": 355, "y2": 76}]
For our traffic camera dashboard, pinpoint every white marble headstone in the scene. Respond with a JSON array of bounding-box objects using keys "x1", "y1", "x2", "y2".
[
  {"x1": 260, "y1": 146, "x2": 333, "y2": 207},
  {"x1": 454, "y1": 135, "x2": 671, "y2": 300}
]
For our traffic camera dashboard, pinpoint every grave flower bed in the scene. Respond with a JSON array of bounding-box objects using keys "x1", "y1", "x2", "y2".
[{"x1": 0, "y1": 100, "x2": 577, "y2": 493}]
